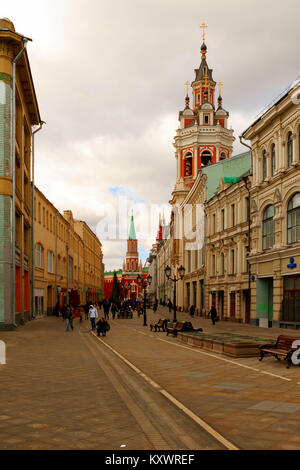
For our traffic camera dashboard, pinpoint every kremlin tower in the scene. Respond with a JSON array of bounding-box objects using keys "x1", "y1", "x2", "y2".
[{"x1": 104, "y1": 215, "x2": 148, "y2": 300}]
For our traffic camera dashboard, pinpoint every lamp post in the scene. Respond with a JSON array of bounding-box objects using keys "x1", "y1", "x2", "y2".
[
  {"x1": 137, "y1": 274, "x2": 152, "y2": 326},
  {"x1": 164, "y1": 265, "x2": 185, "y2": 323}
]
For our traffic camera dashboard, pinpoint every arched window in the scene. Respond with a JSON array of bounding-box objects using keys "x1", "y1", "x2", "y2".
[
  {"x1": 287, "y1": 132, "x2": 293, "y2": 167},
  {"x1": 263, "y1": 150, "x2": 267, "y2": 180},
  {"x1": 287, "y1": 193, "x2": 300, "y2": 244},
  {"x1": 220, "y1": 152, "x2": 226, "y2": 161},
  {"x1": 184, "y1": 152, "x2": 193, "y2": 176},
  {"x1": 35, "y1": 243, "x2": 43, "y2": 268},
  {"x1": 262, "y1": 205, "x2": 275, "y2": 249},
  {"x1": 201, "y1": 150, "x2": 212, "y2": 167},
  {"x1": 271, "y1": 144, "x2": 276, "y2": 176}
]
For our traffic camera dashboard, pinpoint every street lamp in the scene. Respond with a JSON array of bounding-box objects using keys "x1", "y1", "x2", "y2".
[
  {"x1": 164, "y1": 265, "x2": 185, "y2": 323},
  {"x1": 137, "y1": 274, "x2": 152, "y2": 326}
]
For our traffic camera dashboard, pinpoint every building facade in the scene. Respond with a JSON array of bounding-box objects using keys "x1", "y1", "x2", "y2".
[
  {"x1": 243, "y1": 78, "x2": 300, "y2": 328},
  {"x1": 0, "y1": 19, "x2": 41, "y2": 328},
  {"x1": 34, "y1": 187, "x2": 103, "y2": 316}
]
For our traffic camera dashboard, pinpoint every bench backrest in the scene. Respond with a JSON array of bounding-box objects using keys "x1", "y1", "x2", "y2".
[
  {"x1": 157, "y1": 319, "x2": 164, "y2": 326},
  {"x1": 175, "y1": 321, "x2": 185, "y2": 330},
  {"x1": 276, "y1": 335, "x2": 300, "y2": 350}
]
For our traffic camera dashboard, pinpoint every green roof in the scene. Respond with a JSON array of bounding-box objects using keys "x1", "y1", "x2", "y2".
[
  {"x1": 223, "y1": 177, "x2": 242, "y2": 184},
  {"x1": 201, "y1": 151, "x2": 251, "y2": 201},
  {"x1": 129, "y1": 215, "x2": 136, "y2": 240},
  {"x1": 142, "y1": 267, "x2": 149, "y2": 272}
]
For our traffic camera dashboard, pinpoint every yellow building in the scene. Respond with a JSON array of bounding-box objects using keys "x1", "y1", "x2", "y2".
[
  {"x1": 34, "y1": 187, "x2": 103, "y2": 316},
  {"x1": 242, "y1": 78, "x2": 300, "y2": 329},
  {"x1": 0, "y1": 19, "x2": 41, "y2": 328}
]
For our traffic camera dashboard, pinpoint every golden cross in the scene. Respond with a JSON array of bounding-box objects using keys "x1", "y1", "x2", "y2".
[
  {"x1": 200, "y1": 22, "x2": 208, "y2": 42},
  {"x1": 218, "y1": 81, "x2": 223, "y2": 96},
  {"x1": 185, "y1": 80, "x2": 190, "y2": 96}
]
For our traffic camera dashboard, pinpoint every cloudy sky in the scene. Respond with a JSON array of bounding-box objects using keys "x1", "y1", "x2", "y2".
[{"x1": 5, "y1": 0, "x2": 300, "y2": 270}]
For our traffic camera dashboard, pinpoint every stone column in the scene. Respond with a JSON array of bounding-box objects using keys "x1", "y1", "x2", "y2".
[{"x1": 236, "y1": 290, "x2": 241, "y2": 321}]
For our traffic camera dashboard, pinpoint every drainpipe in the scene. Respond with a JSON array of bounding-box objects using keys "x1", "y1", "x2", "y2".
[
  {"x1": 12, "y1": 38, "x2": 28, "y2": 327},
  {"x1": 240, "y1": 135, "x2": 253, "y2": 321},
  {"x1": 239, "y1": 135, "x2": 253, "y2": 177},
  {"x1": 31, "y1": 121, "x2": 45, "y2": 319}
]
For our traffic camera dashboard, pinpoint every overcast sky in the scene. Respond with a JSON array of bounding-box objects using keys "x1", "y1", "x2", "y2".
[{"x1": 5, "y1": 0, "x2": 300, "y2": 270}]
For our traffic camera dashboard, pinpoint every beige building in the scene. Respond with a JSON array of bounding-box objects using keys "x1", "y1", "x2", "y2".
[
  {"x1": 156, "y1": 236, "x2": 172, "y2": 304},
  {"x1": 205, "y1": 172, "x2": 251, "y2": 322},
  {"x1": 243, "y1": 78, "x2": 300, "y2": 328},
  {"x1": 173, "y1": 151, "x2": 252, "y2": 320},
  {"x1": 34, "y1": 187, "x2": 103, "y2": 316},
  {"x1": 0, "y1": 19, "x2": 42, "y2": 328}
]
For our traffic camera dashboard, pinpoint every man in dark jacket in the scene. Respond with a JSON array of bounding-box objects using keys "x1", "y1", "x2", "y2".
[
  {"x1": 189, "y1": 305, "x2": 195, "y2": 317},
  {"x1": 208, "y1": 305, "x2": 217, "y2": 325},
  {"x1": 103, "y1": 299, "x2": 110, "y2": 320}
]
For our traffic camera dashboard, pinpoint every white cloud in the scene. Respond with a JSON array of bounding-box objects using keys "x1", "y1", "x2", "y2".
[{"x1": 4, "y1": 0, "x2": 300, "y2": 270}]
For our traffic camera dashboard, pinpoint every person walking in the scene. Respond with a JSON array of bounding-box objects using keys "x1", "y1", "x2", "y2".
[
  {"x1": 153, "y1": 298, "x2": 158, "y2": 312},
  {"x1": 103, "y1": 299, "x2": 110, "y2": 320},
  {"x1": 189, "y1": 305, "x2": 195, "y2": 317},
  {"x1": 208, "y1": 305, "x2": 218, "y2": 325},
  {"x1": 96, "y1": 317, "x2": 109, "y2": 337},
  {"x1": 111, "y1": 303, "x2": 117, "y2": 320},
  {"x1": 167, "y1": 298, "x2": 172, "y2": 313},
  {"x1": 84, "y1": 303, "x2": 89, "y2": 321},
  {"x1": 65, "y1": 307, "x2": 74, "y2": 332},
  {"x1": 89, "y1": 304, "x2": 98, "y2": 331},
  {"x1": 62, "y1": 305, "x2": 67, "y2": 321}
]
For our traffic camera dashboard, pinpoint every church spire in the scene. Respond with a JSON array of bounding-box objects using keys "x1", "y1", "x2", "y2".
[{"x1": 128, "y1": 214, "x2": 136, "y2": 240}]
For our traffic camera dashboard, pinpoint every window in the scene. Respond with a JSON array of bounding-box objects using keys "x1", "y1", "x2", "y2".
[
  {"x1": 271, "y1": 144, "x2": 276, "y2": 176},
  {"x1": 262, "y1": 205, "x2": 275, "y2": 249},
  {"x1": 204, "y1": 115, "x2": 209, "y2": 124},
  {"x1": 263, "y1": 150, "x2": 267, "y2": 180},
  {"x1": 38, "y1": 202, "x2": 41, "y2": 223},
  {"x1": 287, "y1": 132, "x2": 293, "y2": 167},
  {"x1": 230, "y1": 249, "x2": 235, "y2": 274},
  {"x1": 220, "y1": 253, "x2": 225, "y2": 276},
  {"x1": 184, "y1": 153, "x2": 193, "y2": 177},
  {"x1": 212, "y1": 255, "x2": 216, "y2": 276},
  {"x1": 212, "y1": 214, "x2": 216, "y2": 234},
  {"x1": 47, "y1": 251, "x2": 54, "y2": 273},
  {"x1": 201, "y1": 150, "x2": 212, "y2": 167},
  {"x1": 35, "y1": 244, "x2": 43, "y2": 268},
  {"x1": 220, "y1": 152, "x2": 226, "y2": 160},
  {"x1": 287, "y1": 193, "x2": 300, "y2": 244},
  {"x1": 221, "y1": 209, "x2": 225, "y2": 230},
  {"x1": 231, "y1": 204, "x2": 235, "y2": 227}
]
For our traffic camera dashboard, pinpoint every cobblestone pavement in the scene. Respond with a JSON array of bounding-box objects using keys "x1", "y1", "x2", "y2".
[
  {"x1": 0, "y1": 315, "x2": 225, "y2": 450},
  {"x1": 1, "y1": 310, "x2": 300, "y2": 450}
]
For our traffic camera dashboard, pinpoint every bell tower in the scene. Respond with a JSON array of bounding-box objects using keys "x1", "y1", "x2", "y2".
[{"x1": 171, "y1": 24, "x2": 235, "y2": 205}]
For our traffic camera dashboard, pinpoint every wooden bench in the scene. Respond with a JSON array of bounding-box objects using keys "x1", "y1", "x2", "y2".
[
  {"x1": 166, "y1": 321, "x2": 203, "y2": 338},
  {"x1": 259, "y1": 335, "x2": 300, "y2": 368},
  {"x1": 150, "y1": 318, "x2": 169, "y2": 332}
]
